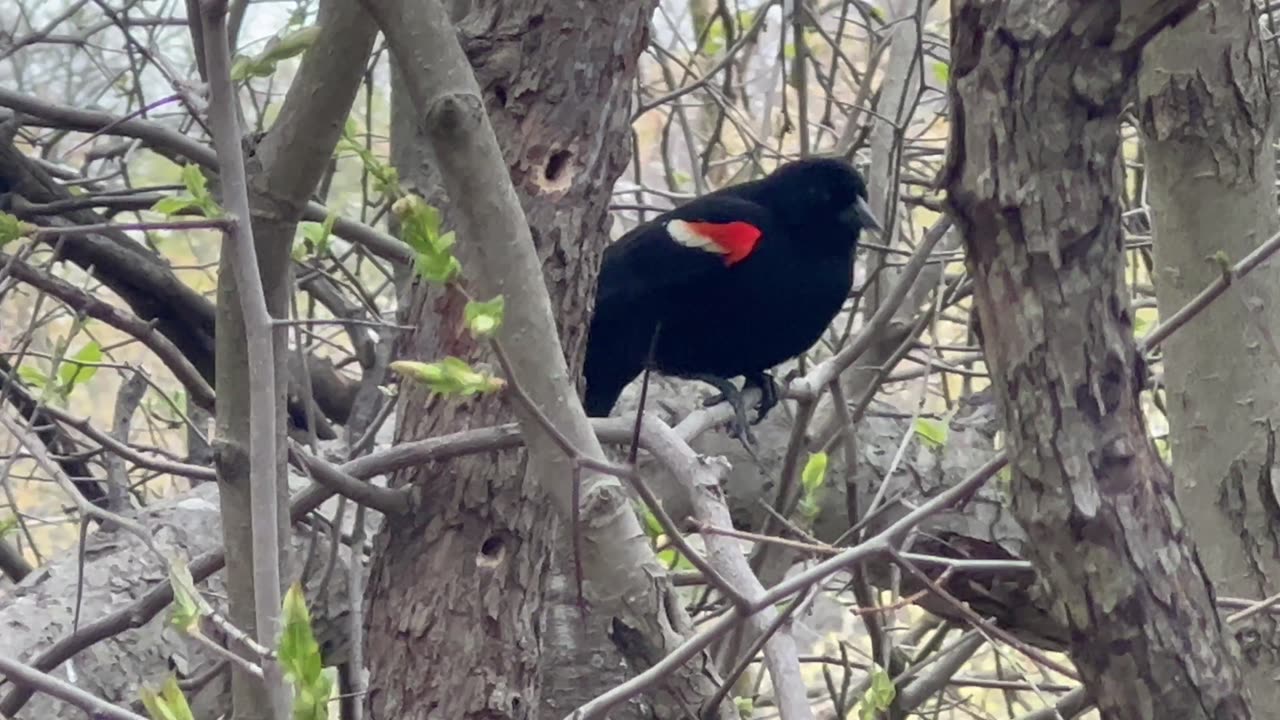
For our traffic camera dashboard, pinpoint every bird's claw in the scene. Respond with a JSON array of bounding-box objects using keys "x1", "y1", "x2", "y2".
[
  {"x1": 705, "y1": 373, "x2": 778, "y2": 425},
  {"x1": 725, "y1": 397, "x2": 758, "y2": 448},
  {"x1": 743, "y1": 372, "x2": 778, "y2": 425},
  {"x1": 696, "y1": 376, "x2": 760, "y2": 449}
]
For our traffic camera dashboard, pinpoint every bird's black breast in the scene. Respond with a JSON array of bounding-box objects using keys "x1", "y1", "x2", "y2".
[{"x1": 651, "y1": 237, "x2": 854, "y2": 379}]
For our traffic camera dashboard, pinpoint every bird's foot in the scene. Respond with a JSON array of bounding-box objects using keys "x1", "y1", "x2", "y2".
[
  {"x1": 741, "y1": 372, "x2": 778, "y2": 425},
  {"x1": 704, "y1": 372, "x2": 778, "y2": 425},
  {"x1": 694, "y1": 375, "x2": 758, "y2": 448}
]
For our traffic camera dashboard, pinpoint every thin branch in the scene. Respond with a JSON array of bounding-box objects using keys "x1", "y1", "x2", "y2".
[
  {"x1": 890, "y1": 551, "x2": 1077, "y2": 680},
  {"x1": 0, "y1": 92, "x2": 409, "y2": 264},
  {"x1": 565, "y1": 450, "x2": 1010, "y2": 719},
  {"x1": 289, "y1": 443, "x2": 411, "y2": 515},
  {"x1": 0, "y1": 251, "x2": 215, "y2": 410},
  {"x1": 1139, "y1": 226, "x2": 1280, "y2": 353},
  {"x1": 0, "y1": 412, "x2": 165, "y2": 562},
  {"x1": 0, "y1": 654, "x2": 148, "y2": 720},
  {"x1": 791, "y1": 214, "x2": 952, "y2": 399},
  {"x1": 197, "y1": 3, "x2": 288, "y2": 717}
]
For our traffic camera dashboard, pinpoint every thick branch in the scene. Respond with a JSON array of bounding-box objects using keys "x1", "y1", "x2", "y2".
[{"x1": 199, "y1": 4, "x2": 288, "y2": 718}]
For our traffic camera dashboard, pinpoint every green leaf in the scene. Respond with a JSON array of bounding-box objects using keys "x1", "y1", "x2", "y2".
[
  {"x1": 913, "y1": 417, "x2": 948, "y2": 448},
  {"x1": 230, "y1": 56, "x2": 269, "y2": 81},
  {"x1": 414, "y1": 251, "x2": 461, "y2": 284},
  {"x1": 637, "y1": 503, "x2": 664, "y2": 539},
  {"x1": 394, "y1": 195, "x2": 442, "y2": 253},
  {"x1": 1133, "y1": 308, "x2": 1158, "y2": 338},
  {"x1": 395, "y1": 195, "x2": 462, "y2": 283},
  {"x1": 259, "y1": 25, "x2": 320, "y2": 66},
  {"x1": 733, "y1": 696, "x2": 755, "y2": 717},
  {"x1": 339, "y1": 122, "x2": 400, "y2": 200},
  {"x1": 857, "y1": 664, "x2": 896, "y2": 720},
  {"x1": 1154, "y1": 436, "x2": 1171, "y2": 463},
  {"x1": 371, "y1": 164, "x2": 400, "y2": 199},
  {"x1": 17, "y1": 363, "x2": 47, "y2": 391},
  {"x1": 151, "y1": 166, "x2": 219, "y2": 218},
  {"x1": 801, "y1": 452, "x2": 828, "y2": 495},
  {"x1": 160, "y1": 676, "x2": 195, "y2": 719},
  {"x1": 342, "y1": 116, "x2": 361, "y2": 141},
  {"x1": 57, "y1": 340, "x2": 102, "y2": 392},
  {"x1": 296, "y1": 212, "x2": 337, "y2": 260},
  {"x1": 279, "y1": 583, "x2": 333, "y2": 720},
  {"x1": 657, "y1": 547, "x2": 695, "y2": 571},
  {"x1": 932, "y1": 61, "x2": 950, "y2": 85},
  {"x1": 796, "y1": 452, "x2": 828, "y2": 522},
  {"x1": 0, "y1": 514, "x2": 16, "y2": 539},
  {"x1": 141, "y1": 675, "x2": 195, "y2": 720},
  {"x1": 1209, "y1": 250, "x2": 1232, "y2": 275},
  {"x1": 464, "y1": 295, "x2": 505, "y2": 337},
  {"x1": 150, "y1": 196, "x2": 197, "y2": 217},
  {"x1": 390, "y1": 358, "x2": 505, "y2": 396},
  {"x1": 701, "y1": 20, "x2": 726, "y2": 55},
  {"x1": 180, "y1": 164, "x2": 208, "y2": 200},
  {"x1": 231, "y1": 26, "x2": 320, "y2": 81},
  {"x1": 436, "y1": 230, "x2": 456, "y2": 252},
  {"x1": 319, "y1": 212, "x2": 337, "y2": 250},
  {"x1": 0, "y1": 211, "x2": 35, "y2": 246},
  {"x1": 167, "y1": 558, "x2": 203, "y2": 633},
  {"x1": 280, "y1": 593, "x2": 322, "y2": 677}
]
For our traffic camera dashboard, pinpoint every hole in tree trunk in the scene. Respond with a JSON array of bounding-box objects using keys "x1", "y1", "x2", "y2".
[
  {"x1": 536, "y1": 148, "x2": 575, "y2": 193},
  {"x1": 478, "y1": 535, "x2": 506, "y2": 567},
  {"x1": 545, "y1": 149, "x2": 572, "y2": 183}
]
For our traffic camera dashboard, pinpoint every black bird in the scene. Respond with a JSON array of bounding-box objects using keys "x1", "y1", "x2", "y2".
[{"x1": 582, "y1": 156, "x2": 879, "y2": 443}]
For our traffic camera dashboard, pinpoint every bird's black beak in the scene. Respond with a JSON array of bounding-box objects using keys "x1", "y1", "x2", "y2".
[{"x1": 840, "y1": 196, "x2": 882, "y2": 234}]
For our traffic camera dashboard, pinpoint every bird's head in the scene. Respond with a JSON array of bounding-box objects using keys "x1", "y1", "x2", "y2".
[{"x1": 761, "y1": 157, "x2": 881, "y2": 243}]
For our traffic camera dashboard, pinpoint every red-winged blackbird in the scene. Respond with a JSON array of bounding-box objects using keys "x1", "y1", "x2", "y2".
[{"x1": 583, "y1": 157, "x2": 879, "y2": 443}]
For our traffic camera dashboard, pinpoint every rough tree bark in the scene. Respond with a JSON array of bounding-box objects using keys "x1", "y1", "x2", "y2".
[
  {"x1": 363, "y1": 2, "x2": 678, "y2": 719},
  {"x1": 1137, "y1": 0, "x2": 1280, "y2": 704},
  {"x1": 943, "y1": 1, "x2": 1252, "y2": 717}
]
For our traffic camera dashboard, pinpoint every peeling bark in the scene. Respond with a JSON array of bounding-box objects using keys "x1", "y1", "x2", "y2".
[{"x1": 943, "y1": 2, "x2": 1252, "y2": 717}]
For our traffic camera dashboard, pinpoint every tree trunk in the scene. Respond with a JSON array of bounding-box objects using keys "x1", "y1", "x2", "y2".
[
  {"x1": 942, "y1": 2, "x2": 1252, "y2": 717},
  {"x1": 364, "y1": 2, "x2": 658, "y2": 718},
  {"x1": 1137, "y1": 1, "x2": 1280, "y2": 703}
]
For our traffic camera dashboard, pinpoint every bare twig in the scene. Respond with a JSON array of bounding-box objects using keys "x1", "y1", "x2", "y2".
[
  {"x1": 565, "y1": 451, "x2": 1009, "y2": 719},
  {"x1": 0, "y1": 654, "x2": 148, "y2": 720}
]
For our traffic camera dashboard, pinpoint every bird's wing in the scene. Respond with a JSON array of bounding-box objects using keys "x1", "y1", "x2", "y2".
[{"x1": 594, "y1": 195, "x2": 774, "y2": 310}]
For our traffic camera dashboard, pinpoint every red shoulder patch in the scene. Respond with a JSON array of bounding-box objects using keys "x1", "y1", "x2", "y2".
[{"x1": 666, "y1": 219, "x2": 762, "y2": 265}]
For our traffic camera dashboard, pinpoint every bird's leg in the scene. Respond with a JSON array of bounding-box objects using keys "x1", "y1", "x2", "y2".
[
  {"x1": 692, "y1": 374, "x2": 757, "y2": 446},
  {"x1": 741, "y1": 371, "x2": 778, "y2": 425},
  {"x1": 705, "y1": 372, "x2": 778, "y2": 424}
]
